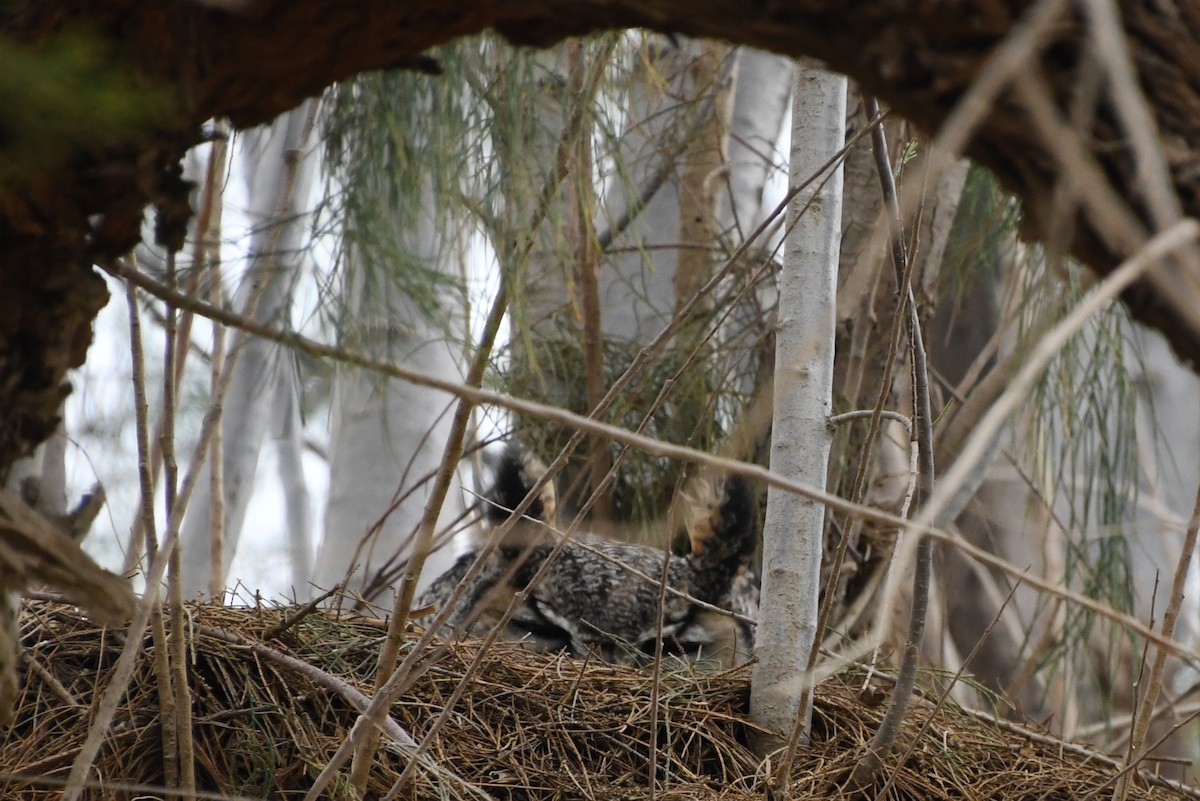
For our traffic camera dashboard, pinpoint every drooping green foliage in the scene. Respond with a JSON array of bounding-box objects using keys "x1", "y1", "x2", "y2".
[
  {"x1": 322, "y1": 32, "x2": 761, "y2": 529},
  {"x1": 497, "y1": 37, "x2": 765, "y2": 530},
  {"x1": 320, "y1": 39, "x2": 510, "y2": 342},
  {"x1": 939, "y1": 169, "x2": 1145, "y2": 720}
]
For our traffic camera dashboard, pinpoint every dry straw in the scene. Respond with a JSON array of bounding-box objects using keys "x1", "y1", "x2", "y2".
[{"x1": 2, "y1": 599, "x2": 1197, "y2": 801}]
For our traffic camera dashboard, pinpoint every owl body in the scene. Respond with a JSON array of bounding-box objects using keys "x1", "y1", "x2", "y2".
[{"x1": 418, "y1": 445, "x2": 758, "y2": 667}]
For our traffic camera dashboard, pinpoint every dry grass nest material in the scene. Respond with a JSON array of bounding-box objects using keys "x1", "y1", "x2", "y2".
[{"x1": 1, "y1": 599, "x2": 1196, "y2": 801}]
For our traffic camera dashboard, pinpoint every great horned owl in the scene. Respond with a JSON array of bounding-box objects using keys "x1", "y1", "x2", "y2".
[{"x1": 417, "y1": 445, "x2": 759, "y2": 667}]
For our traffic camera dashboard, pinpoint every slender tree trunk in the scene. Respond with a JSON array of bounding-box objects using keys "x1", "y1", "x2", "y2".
[
  {"x1": 315, "y1": 180, "x2": 467, "y2": 602},
  {"x1": 750, "y1": 59, "x2": 845, "y2": 748},
  {"x1": 717, "y1": 48, "x2": 792, "y2": 241},
  {"x1": 274, "y1": 373, "x2": 314, "y2": 600},
  {"x1": 506, "y1": 36, "x2": 765, "y2": 542},
  {"x1": 178, "y1": 100, "x2": 320, "y2": 599},
  {"x1": 599, "y1": 37, "x2": 722, "y2": 341},
  {"x1": 710, "y1": 48, "x2": 791, "y2": 452}
]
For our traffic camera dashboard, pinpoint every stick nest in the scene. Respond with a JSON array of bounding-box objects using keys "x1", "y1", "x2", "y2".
[{"x1": 1, "y1": 599, "x2": 1194, "y2": 801}]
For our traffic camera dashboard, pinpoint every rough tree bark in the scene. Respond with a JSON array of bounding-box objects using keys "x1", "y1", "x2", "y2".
[{"x1": 5, "y1": 0, "x2": 1200, "y2": 474}]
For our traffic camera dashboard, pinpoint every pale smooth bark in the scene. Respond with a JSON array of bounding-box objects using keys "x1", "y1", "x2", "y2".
[
  {"x1": 750, "y1": 60, "x2": 845, "y2": 745},
  {"x1": 509, "y1": 38, "x2": 731, "y2": 516},
  {"x1": 504, "y1": 45, "x2": 575, "y2": 337},
  {"x1": 315, "y1": 187, "x2": 467, "y2": 602},
  {"x1": 0, "y1": 425, "x2": 69, "y2": 724},
  {"x1": 599, "y1": 38, "x2": 727, "y2": 340},
  {"x1": 710, "y1": 48, "x2": 791, "y2": 430},
  {"x1": 717, "y1": 48, "x2": 792, "y2": 241},
  {"x1": 274, "y1": 372, "x2": 314, "y2": 599},
  {"x1": 179, "y1": 101, "x2": 320, "y2": 599},
  {"x1": 1087, "y1": 324, "x2": 1199, "y2": 770}
]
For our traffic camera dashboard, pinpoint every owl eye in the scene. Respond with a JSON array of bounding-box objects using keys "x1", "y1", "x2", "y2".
[
  {"x1": 507, "y1": 607, "x2": 575, "y2": 654},
  {"x1": 638, "y1": 633, "x2": 706, "y2": 660}
]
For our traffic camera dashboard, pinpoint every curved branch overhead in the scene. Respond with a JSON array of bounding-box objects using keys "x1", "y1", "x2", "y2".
[{"x1": 3, "y1": 0, "x2": 1200, "y2": 469}]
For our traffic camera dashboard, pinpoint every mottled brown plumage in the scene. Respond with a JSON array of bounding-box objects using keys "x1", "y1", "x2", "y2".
[{"x1": 418, "y1": 446, "x2": 758, "y2": 667}]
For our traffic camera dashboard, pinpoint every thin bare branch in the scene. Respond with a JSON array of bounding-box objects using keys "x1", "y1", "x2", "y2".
[
  {"x1": 120, "y1": 279, "x2": 179, "y2": 794},
  {"x1": 206, "y1": 126, "x2": 231, "y2": 600},
  {"x1": 1111, "y1": 482, "x2": 1200, "y2": 801},
  {"x1": 61, "y1": 113, "x2": 321, "y2": 794},
  {"x1": 846, "y1": 92, "x2": 938, "y2": 790},
  {"x1": 105, "y1": 250, "x2": 1200, "y2": 665},
  {"x1": 872, "y1": 218, "x2": 1200, "y2": 690},
  {"x1": 162, "y1": 245, "x2": 197, "y2": 801}
]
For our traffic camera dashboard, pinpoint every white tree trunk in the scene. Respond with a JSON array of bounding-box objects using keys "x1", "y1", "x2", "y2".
[
  {"x1": 1, "y1": 431, "x2": 63, "y2": 727},
  {"x1": 599, "y1": 37, "x2": 728, "y2": 340},
  {"x1": 274, "y1": 370, "x2": 314, "y2": 598},
  {"x1": 179, "y1": 100, "x2": 320, "y2": 599},
  {"x1": 713, "y1": 49, "x2": 792, "y2": 406},
  {"x1": 717, "y1": 48, "x2": 793, "y2": 240},
  {"x1": 314, "y1": 184, "x2": 467, "y2": 602},
  {"x1": 750, "y1": 59, "x2": 845, "y2": 744},
  {"x1": 506, "y1": 38, "x2": 740, "y2": 530}
]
